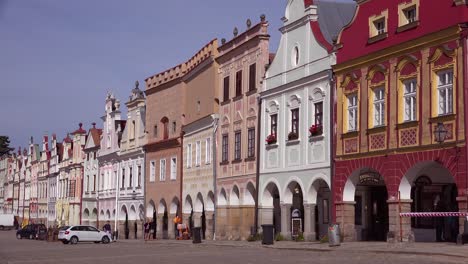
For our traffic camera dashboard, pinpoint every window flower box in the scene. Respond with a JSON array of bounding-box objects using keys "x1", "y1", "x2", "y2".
[
  {"x1": 265, "y1": 134, "x2": 277, "y2": 145},
  {"x1": 288, "y1": 131, "x2": 298, "y2": 141},
  {"x1": 309, "y1": 124, "x2": 323, "y2": 137}
]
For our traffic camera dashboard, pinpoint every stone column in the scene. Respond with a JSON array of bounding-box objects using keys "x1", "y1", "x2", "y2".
[
  {"x1": 303, "y1": 203, "x2": 316, "y2": 241},
  {"x1": 280, "y1": 203, "x2": 291, "y2": 239},
  {"x1": 388, "y1": 199, "x2": 412, "y2": 242},
  {"x1": 168, "y1": 214, "x2": 175, "y2": 239},
  {"x1": 335, "y1": 201, "x2": 356, "y2": 241},
  {"x1": 193, "y1": 212, "x2": 202, "y2": 227},
  {"x1": 156, "y1": 214, "x2": 164, "y2": 239},
  {"x1": 205, "y1": 211, "x2": 214, "y2": 240},
  {"x1": 457, "y1": 196, "x2": 468, "y2": 235}
]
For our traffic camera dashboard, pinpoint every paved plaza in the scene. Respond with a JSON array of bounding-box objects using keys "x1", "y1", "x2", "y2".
[{"x1": 0, "y1": 231, "x2": 467, "y2": 264}]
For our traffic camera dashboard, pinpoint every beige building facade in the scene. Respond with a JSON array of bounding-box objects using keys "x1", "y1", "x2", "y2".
[{"x1": 215, "y1": 17, "x2": 270, "y2": 240}]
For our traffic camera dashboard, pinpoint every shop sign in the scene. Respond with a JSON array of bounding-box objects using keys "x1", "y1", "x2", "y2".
[{"x1": 359, "y1": 172, "x2": 383, "y2": 185}]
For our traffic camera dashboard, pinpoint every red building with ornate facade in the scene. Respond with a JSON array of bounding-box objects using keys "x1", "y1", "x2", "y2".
[{"x1": 333, "y1": 0, "x2": 468, "y2": 242}]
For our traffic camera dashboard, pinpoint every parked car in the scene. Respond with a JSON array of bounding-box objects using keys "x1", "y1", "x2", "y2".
[
  {"x1": 58, "y1": 225, "x2": 112, "y2": 244},
  {"x1": 16, "y1": 224, "x2": 47, "y2": 240}
]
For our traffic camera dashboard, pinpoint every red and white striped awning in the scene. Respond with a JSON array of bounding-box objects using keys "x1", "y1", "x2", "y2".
[{"x1": 400, "y1": 212, "x2": 468, "y2": 217}]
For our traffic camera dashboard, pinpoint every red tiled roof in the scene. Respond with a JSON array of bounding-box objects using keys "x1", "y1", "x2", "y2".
[{"x1": 72, "y1": 123, "x2": 87, "y2": 135}]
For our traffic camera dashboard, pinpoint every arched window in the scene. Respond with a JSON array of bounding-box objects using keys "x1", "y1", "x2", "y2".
[{"x1": 161, "y1": 117, "x2": 169, "y2": 140}]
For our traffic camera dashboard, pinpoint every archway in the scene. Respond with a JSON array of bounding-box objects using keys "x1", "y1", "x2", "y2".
[
  {"x1": 400, "y1": 161, "x2": 459, "y2": 242},
  {"x1": 184, "y1": 195, "x2": 194, "y2": 231},
  {"x1": 308, "y1": 178, "x2": 331, "y2": 240},
  {"x1": 106, "y1": 210, "x2": 111, "y2": 221},
  {"x1": 130, "y1": 205, "x2": 138, "y2": 239},
  {"x1": 91, "y1": 208, "x2": 98, "y2": 228},
  {"x1": 195, "y1": 193, "x2": 205, "y2": 239},
  {"x1": 170, "y1": 197, "x2": 180, "y2": 239},
  {"x1": 231, "y1": 186, "x2": 240, "y2": 206},
  {"x1": 343, "y1": 168, "x2": 389, "y2": 241},
  {"x1": 83, "y1": 208, "x2": 90, "y2": 225},
  {"x1": 146, "y1": 200, "x2": 155, "y2": 218},
  {"x1": 260, "y1": 181, "x2": 281, "y2": 235},
  {"x1": 120, "y1": 205, "x2": 129, "y2": 239},
  {"x1": 244, "y1": 182, "x2": 256, "y2": 206},
  {"x1": 284, "y1": 180, "x2": 304, "y2": 239},
  {"x1": 158, "y1": 199, "x2": 168, "y2": 239}
]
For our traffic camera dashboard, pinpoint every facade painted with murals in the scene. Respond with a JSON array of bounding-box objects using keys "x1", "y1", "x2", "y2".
[{"x1": 334, "y1": 0, "x2": 468, "y2": 242}]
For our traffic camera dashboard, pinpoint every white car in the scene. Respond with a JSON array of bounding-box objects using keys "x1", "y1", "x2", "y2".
[{"x1": 58, "y1": 225, "x2": 112, "y2": 244}]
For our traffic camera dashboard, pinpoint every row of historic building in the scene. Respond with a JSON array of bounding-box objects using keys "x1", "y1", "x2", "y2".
[{"x1": 1, "y1": 0, "x2": 468, "y2": 243}]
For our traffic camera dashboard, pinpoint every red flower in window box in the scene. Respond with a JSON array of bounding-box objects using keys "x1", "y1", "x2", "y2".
[
  {"x1": 265, "y1": 134, "x2": 277, "y2": 144},
  {"x1": 309, "y1": 124, "x2": 323, "y2": 137}
]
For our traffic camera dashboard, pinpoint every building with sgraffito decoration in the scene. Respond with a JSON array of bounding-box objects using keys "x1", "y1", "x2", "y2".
[{"x1": 333, "y1": 0, "x2": 468, "y2": 243}]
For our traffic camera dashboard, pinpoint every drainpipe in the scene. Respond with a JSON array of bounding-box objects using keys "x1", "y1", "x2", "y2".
[
  {"x1": 254, "y1": 96, "x2": 263, "y2": 234},
  {"x1": 179, "y1": 132, "x2": 184, "y2": 220},
  {"x1": 114, "y1": 161, "x2": 120, "y2": 240},
  {"x1": 329, "y1": 69, "x2": 336, "y2": 224},
  {"x1": 462, "y1": 24, "x2": 468, "y2": 232},
  {"x1": 79, "y1": 166, "x2": 84, "y2": 225},
  {"x1": 211, "y1": 114, "x2": 219, "y2": 240}
]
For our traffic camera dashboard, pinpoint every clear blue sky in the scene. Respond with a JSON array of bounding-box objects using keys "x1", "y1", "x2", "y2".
[{"x1": 0, "y1": 0, "x2": 351, "y2": 150}]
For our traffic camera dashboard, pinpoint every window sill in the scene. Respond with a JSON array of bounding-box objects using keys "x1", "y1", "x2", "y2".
[
  {"x1": 309, "y1": 135, "x2": 324, "y2": 141},
  {"x1": 246, "y1": 89, "x2": 257, "y2": 96},
  {"x1": 396, "y1": 21, "x2": 419, "y2": 33},
  {"x1": 396, "y1": 120, "x2": 418, "y2": 129},
  {"x1": 286, "y1": 139, "x2": 300, "y2": 145},
  {"x1": 429, "y1": 114, "x2": 456, "y2": 123},
  {"x1": 233, "y1": 95, "x2": 243, "y2": 102},
  {"x1": 244, "y1": 157, "x2": 255, "y2": 162},
  {"x1": 220, "y1": 161, "x2": 230, "y2": 166},
  {"x1": 367, "y1": 33, "x2": 388, "y2": 44},
  {"x1": 221, "y1": 100, "x2": 231, "y2": 106},
  {"x1": 341, "y1": 131, "x2": 359, "y2": 139},
  {"x1": 231, "y1": 159, "x2": 242, "y2": 164},
  {"x1": 265, "y1": 143, "x2": 278, "y2": 149},
  {"x1": 366, "y1": 126, "x2": 386, "y2": 135}
]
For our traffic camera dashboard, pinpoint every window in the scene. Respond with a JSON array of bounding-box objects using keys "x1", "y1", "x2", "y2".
[
  {"x1": 293, "y1": 46, "x2": 299, "y2": 66},
  {"x1": 248, "y1": 128, "x2": 255, "y2": 158},
  {"x1": 223, "y1": 76, "x2": 230, "y2": 102},
  {"x1": 186, "y1": 144, "x2": 192, "y2": 168},
  {"x1": 153, "y1": 125, "x2": 158, "y2": 137},
  {"x1": 195, "y1": 141, "x2": 201, "y2": 166},
  {"x1": 172, "y1": 122, "x2": 176, "y2": 133},
  {"x1": 159, "y1": 159, "x2": 166, "y2": 181},
  {"x1": 205, "y1": 138, "x2": 211, "y2": 164},
  {"x1": 249, "y1": 64, "x2": 256, "y2": 91},
  {"x1": 129, "y1": 167, "x2": 133, "y2": 188},
  {"x1": 222, "y1": 134, "x2": 229, "y2": 162},
  {"x1": 347, "y1": 94, "x2": 358, "y2": 131},
  {"x1": 69, "y1": 180, "x2": 75, "y2": 198},
  {"x1": 121, "y1": 168, "x2": 125, "y2": 189},
  {"x1": 234, "y1": 131, "x2": 241, "y2": 160},
  {"x1": 236, "y1": 70, "x2": 242, "y2": 97},
  {"x1": 314, "y1": 102, "x2": 323, "y2": 126},
  {"x1": 437, "y1": 70, "x2": 453, "y2": 115},
  {"x1": 100, "y1": 174, "x2": 104, "y2": 189},
  {"x1": 270, "y1": 114, "x2": 278, "y2": 135},
  {"x1": 374, "y1": 19, "x2": 385, "y2": 35},
  {"x1": 137, "y1": 165, "x2": 141, "y2": 187},
  {"x1": 403, "y1": 79, "x2": 417, "y2": 122},
  {"x1": 86, "y1": 175, "x2": 89, "y2": 192},
  {"x1": 404, "y1": 6, "x2": 416, "y2": 23},
  {"x1": 150, "y1": 161, "x2": 155, "y2": 182},
  {"x1": 107, "y1": 135, "x2": 111, "y2": 148},
  {"x1": 93, "y1": 175, "x2": 96, "y2": 191},
  {"x1": 373, "y1": 87, "x2": 385, "y2": 127},
  {"x1": 161, "y1": 117, "x2": 169, "y2": 139},
  {"x1": 170, "y1": 157, "x2": 177, "y2": 180},
  {"x1": 291, "y1": 108, "x2": 299, "y2": 136}
]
